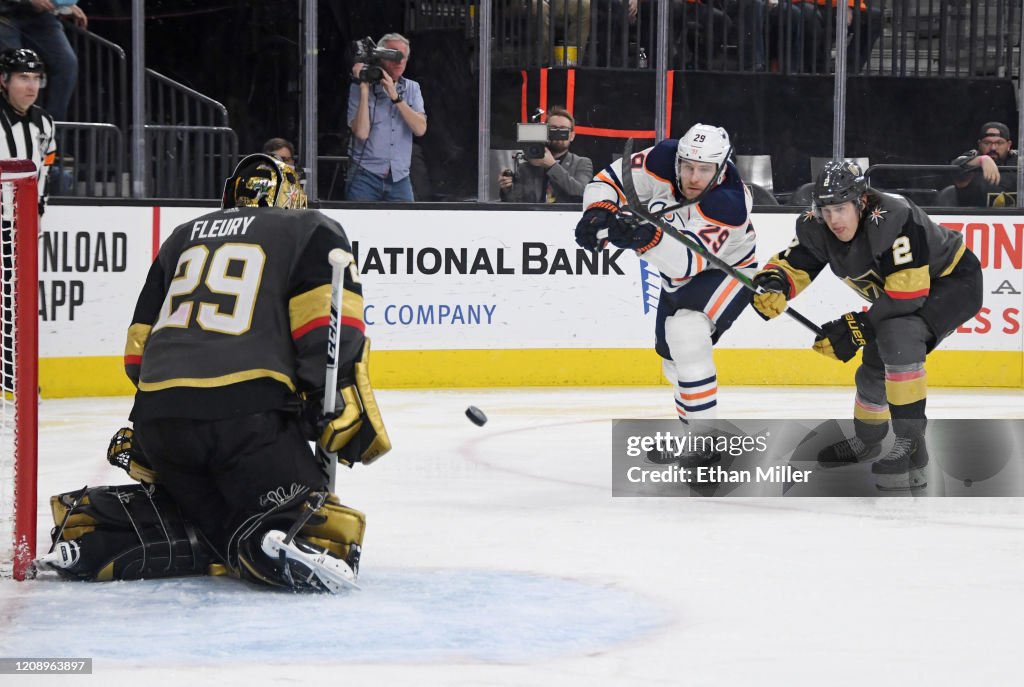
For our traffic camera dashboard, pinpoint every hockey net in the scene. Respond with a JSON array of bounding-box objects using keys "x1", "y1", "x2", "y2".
[{"x1": 0, "y1": 159, "x2": 39, "y2": 581}]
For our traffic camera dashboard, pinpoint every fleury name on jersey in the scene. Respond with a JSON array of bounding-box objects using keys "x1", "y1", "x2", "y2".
[{"x1": 188, "y1": 215, "x2": 257, "y2": 241}]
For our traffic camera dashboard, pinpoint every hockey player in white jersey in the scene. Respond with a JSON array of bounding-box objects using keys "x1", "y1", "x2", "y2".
[{"x1": 575, "y1": 124, "x2": 755, "y2": 464}]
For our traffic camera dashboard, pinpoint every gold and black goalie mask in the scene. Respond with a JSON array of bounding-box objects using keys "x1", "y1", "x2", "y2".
[{"x1": 222, "y1": 153, "x2": 307, "y2": 210}]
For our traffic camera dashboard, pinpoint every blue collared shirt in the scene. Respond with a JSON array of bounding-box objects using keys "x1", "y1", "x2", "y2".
[{"x1": 347, "y1": 76, "x2": 425, "y2": 181}]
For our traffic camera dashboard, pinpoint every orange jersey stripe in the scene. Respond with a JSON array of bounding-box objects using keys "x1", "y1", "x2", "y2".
[
  {"x1": 707, "y1": 278, "x2": 741, "y2": 320},
  {"x1": 596, "y1": 171, "x2": 626, "y2": 204},
  {"x1": 680, "y1": 387, "x2": 717, "y2": 401}
]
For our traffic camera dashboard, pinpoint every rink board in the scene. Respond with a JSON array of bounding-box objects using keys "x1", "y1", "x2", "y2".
[{"x1": 36, "y1": 204, "x2": 1024, "y2": 396}]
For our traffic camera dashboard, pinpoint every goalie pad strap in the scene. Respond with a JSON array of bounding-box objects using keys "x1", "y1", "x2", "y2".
[{"x1": 47, "y1": 485, "x2": 214, "y2": 582}]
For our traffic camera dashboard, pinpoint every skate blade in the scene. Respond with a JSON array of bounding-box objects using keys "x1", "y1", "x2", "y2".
[
  {"x1": 874, "y1": 469, "x2": 927, "y2": 492},
  {"x1": 262, "y1": 531, "x2": 360, "y2": 592}
]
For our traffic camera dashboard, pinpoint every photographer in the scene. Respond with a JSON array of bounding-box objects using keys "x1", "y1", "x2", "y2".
[
  {"x1": 499, "y1": 106, "x2": 593, "y2": 204},
  {"x1": 347, "y1": 32, "x2": 427, "y2": 202}
]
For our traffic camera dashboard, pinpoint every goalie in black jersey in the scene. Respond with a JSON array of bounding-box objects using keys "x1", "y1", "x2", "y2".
[
  {"x1": 34, "y1": 154, "x2": 390, "y2": 592},
  {"x1": 751, "y1": 160, "x2": 982, "y2": 490}
]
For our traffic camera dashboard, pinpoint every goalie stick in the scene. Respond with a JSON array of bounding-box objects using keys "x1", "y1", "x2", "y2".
[
  {"x1": 323, "y1": 248, "x2": 354, "y2": 491},
  {"x1": 615, "y1": 138, "x2": 823, "y2": 337}
]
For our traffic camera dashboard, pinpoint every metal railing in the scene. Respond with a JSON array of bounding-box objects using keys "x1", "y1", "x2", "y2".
[
  {"x1": 64, "y1": 25, "x2": 129, "y2": 129},
  {"x1": 51, "y1": 122, "x2": 125, "y2": 198},
  {"x1": 59, "y1": 25, "x2": 238, "y2": 198},
  {"x1": 146, "y1": 69, "x2": 230, "y2": 128},
  {"x1": 145, "y1": 126, "x2": 238, "y2": 199},
  {"x1": 428, "y1": 0, "x2": 1021, "y2": 76}
]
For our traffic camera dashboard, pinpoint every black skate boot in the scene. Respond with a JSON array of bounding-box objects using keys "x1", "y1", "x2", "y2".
[
  {"x1": 871, "y1": 435, "x2": 928, "y2": 491},
  {"x1": 817, "y1": 435, "x2": 881, "y2": 466}
]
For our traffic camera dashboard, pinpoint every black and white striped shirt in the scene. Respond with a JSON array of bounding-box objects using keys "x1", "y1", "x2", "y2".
[{"x1": 0, "y1": 96, "x2": 56, "y2": 213}]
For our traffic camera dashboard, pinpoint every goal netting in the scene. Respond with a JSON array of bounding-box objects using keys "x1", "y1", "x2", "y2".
[{"x1": 1, "y1": 159, "x2": 39, "y2": 581}]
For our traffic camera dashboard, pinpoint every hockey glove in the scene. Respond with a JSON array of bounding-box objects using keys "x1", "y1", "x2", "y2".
[
  {"x1": 812, "y1": 311, "x2": 875, "y2": 362},
  {"x1": 317, "y1": 339, "x2": 392, "y2": 465},
  {"x1": 751, "y1": 268, "x2": 790, "y2": 320},
  {"x1": 319, "y1": 385, "x2": 364, "y2": 454},
  {"x1": 605, "y1": 212, "x2": 662, "y2": 254},
  {"x1": 107, "y1": 426, "x2": 158, "y2": 484},
  {"x1": 575, "y1": 201, "x2": 620, "y2": 251}
]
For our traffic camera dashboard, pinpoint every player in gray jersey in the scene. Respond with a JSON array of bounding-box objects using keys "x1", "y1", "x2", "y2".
[{"x1": 751, "y1": 160, "x2": 982, "y2": 490}]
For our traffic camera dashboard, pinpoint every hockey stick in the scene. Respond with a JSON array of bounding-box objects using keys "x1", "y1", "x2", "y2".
[
  {"x1": 324, "y1": 248, "x2": 354, "y2": 492},
  {"x1": 616, "y1": 138, "x2": 823, "y2": 337}
]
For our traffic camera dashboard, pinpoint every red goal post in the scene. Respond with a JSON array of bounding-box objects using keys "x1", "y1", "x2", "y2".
[{"x1": 1, "y1": 159, "x2": 39, "y2": 581}]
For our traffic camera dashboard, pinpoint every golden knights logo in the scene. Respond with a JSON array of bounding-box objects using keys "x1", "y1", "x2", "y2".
[{"x1": 842, "y1": 269, "x2": 884, "y2": 301}]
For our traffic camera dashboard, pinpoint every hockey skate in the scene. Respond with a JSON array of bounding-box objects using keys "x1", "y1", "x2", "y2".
[
  {"x1": 33, "y1": 540, "x2": 81, "y2": 574},
  {"x1": 817, "y1": 435, "x2": 881, "y2": 466},
  {"x1": 261, "y1": 530, "x2": 360, "y2": 593},
  {"x1": 871, "y1": 436, "x2": 928, "y2": 491}
]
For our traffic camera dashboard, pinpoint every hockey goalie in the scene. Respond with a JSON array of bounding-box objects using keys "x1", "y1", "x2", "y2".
[{"x1": 34, "y1": 154, "x2": 391, "y2": 592}]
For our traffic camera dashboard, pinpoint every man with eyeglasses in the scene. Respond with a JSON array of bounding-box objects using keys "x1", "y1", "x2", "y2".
[
  {"x1": 951, "y1": 121, "x2": 1019, "y2": 207},
  {"x1": 262, "y1": 137, "x2": 297, "y2": 168}
]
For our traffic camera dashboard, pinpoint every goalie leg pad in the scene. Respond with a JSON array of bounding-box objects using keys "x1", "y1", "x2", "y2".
[{"x1": 44, "y1": 485, "x2": 213, "y2": 581}]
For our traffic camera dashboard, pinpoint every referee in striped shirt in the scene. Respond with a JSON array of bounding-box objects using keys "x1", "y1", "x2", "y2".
[
  {"x1": 1, "y1": 47, "x2": 55, "y2": 215},
  {"x1": 1, "y1": 47, "x2": 54, "y2": 392}
]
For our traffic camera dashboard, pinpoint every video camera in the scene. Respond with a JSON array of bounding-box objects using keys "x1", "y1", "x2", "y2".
[
  {"x1": 353, "y1": 36, "x2": 404, "y2": 84},
  {"x1": 516, "y1": 122, "x2": 570, "y2": 160}
]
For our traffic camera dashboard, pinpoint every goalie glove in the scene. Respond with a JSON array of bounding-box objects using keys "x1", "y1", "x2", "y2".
[
  {"x1": 106, "y1": 427, "x2": 158, "y2": 484},
  {"x1": 812, "y1": 311, "x2": 874, "y2": 362},
  {"x1": 751, "y1": 268, "x2": 790, "y2": 320},
  {"x1": 319, "y1": 385, "x2": 363, "y2": 454},
  {"x1": 317, "y1": 339, "x2": 392, "y2": 466}
]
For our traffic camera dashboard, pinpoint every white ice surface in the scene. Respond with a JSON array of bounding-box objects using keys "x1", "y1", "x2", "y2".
[{"x1": 2, "y1": 386, "x2": 1024, "y2": 686}]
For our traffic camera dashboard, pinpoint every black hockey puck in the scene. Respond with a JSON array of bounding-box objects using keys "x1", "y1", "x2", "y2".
[{"x1": 466, "y1": 406, "x2": 488, "y2": 426}]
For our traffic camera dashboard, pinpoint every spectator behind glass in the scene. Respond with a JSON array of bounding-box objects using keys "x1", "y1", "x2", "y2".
[
  {"x1": 498, "y1": 106, "x2": 593, "y2": 204},
  {"x1": 538, "y1": 0, "x2": 591, "y2": 65},
  {"x1": 262, "y1": 137, "x2": 297, "y2": 167},
  {"x1": 951, "y1": 121, "x2": 1019, "y2": 207},
  {"x1": 803, "y1": 0, "x2": 882, "y2": 74},
  {"x1": 346, "y1": 32, "x2": 427, "y2": 202},
  {"x1": 0, "y1": 0, "x2": 86, "y2": 121}
]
